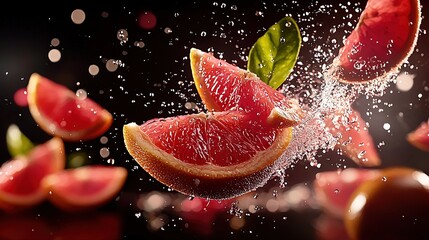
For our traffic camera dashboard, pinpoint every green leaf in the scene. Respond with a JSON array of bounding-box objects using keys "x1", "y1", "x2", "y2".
[
  {"x1": 247, "y1": 16, "x2": 301, "y2": 89},
  {"x1": 6, "y1": 124, "x2": 34, "y2": 157}
]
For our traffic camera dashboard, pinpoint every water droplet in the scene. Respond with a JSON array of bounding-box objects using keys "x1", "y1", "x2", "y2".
[
  {"x1": 382, "y1": 176, "x2": 387, "y2": 182},
  {"x1": 164, "y1": 27, "x2": 173, "y2": 34},
  {"x1": 117, "y1": 29, "x2": 129, "y2": 45},
  {"x1": 75, "y1": 89, "x2": 87, "y2": 100}
]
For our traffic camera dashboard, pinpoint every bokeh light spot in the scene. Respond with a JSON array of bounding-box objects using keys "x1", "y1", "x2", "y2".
[
  {"x1": 138, "y1": 11, "x2": 157, "y2": 30},
  {"x1": 88, "y1": 64, "x2": 100, "y2": 76},
  {"x1": 14, "y1": 88, "x2": 28, "y2": 107},
  {"x1": 71, "y1": 9, "x2": 86, "y2": 24},
  {"x1": 51, "y1": 38, "x2": 60, "y2": 47},
  {"x1": 48, "y1": 49, "x2": 61, "y2": 63}
]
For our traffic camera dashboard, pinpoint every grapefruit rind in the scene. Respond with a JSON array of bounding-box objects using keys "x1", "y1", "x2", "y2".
[
  {"x1": 27, "y1": 73, "x2": 113, "y2": 142},
  {"x1": 0, "y1": 137, "x2": 65, "y2": 211},
  {"x1": 331, "y1": 0, "x2": 421, "y2": 83},
  {"x1": 42, "y1": 166, "x2": 128, "y2": 212},
  {"x1": 123, "y1": 122, "x2": 292, "y2": 199}
]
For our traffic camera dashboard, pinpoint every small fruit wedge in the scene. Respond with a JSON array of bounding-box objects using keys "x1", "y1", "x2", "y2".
[
  {"x1": 190, "y1": 48, "x2": 304, "y2": 128},
  {"x1": 326, "y1": 108, "x2": 381, "y2": 167},
  {"x1": 331, "y1": 0, "x2": 421, "y2": 83},
  {"x1": 42, "y1": 165, "x2": 127, "y2": 212},
  {"x1": 406, "y1": 119, "x2": 429, "y2": 152},
  {"x1": 27, "y1": 73, "x2": 113, "y2": 142},
  {"x1": 0, "y1": 137, "x2": 65, "y2": 212},
  {"x1": 123, "y1": 111, "x2": 292, "y2": 200},
  {"x1": 313, "y1": 168, "x2": 380, "y2": 218}
]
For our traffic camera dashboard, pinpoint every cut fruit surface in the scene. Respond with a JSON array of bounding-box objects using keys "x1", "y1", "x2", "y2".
[
  {"x1": 42, "y1": 165, "x2": 128, "y2": 212},
  {"x1": 331, "y1": 0, "x2": 421, "y2": 83},
  {"x1": 406, "y1": 119, "x2": 429, "y2": 152},
  {"x1": 190, "y1": 48, "x2": 304, "y2": 128},
  {"x1": 0, "y1": 137, "x2": 65, "y2": 212},
  {"x1": 123, "y1": 111, "x2": 292, "y2": 199},
  {"x1": 27, "y1": 73, "x2": 113, "y2": 141},
  {"x1": 326, "y1": 108, "x2": 381, "y2": 167}
]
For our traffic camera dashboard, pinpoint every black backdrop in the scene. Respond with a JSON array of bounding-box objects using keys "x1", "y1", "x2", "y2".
[{"x1": 0, "y1": 0, "x2": 428, "y2": 239}]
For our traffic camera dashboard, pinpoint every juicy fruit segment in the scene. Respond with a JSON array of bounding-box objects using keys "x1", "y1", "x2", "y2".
[
  {"x1": 344, "y1": 167, "x2": 429, "y2": 240},
  {"x1": 42, "y1": 165, "x2": 128, "y2": 212},
  {"x1": 406, "y1": 119, "x2": 429, "y2": 152},
  {"x1": 190, "y1": 48, "x2": 304, "y2": 128},
  {"x1": 326, "y1": 108, "x2": 381, "y2": 166},
  {"x1": 331, "y1": 0, "x2": 421, "y2": 83},
  {"x1": 0, "y1": 137, "x2": 65, "y2": 212},
  {"x1": 313, "y1": 168, "x2": 380, "y2": 218},
  {"x1": 27, "y1": 73, "x2": 113, "y2": 141},
  {"x1": 123, "y1": 111, "x2": 293, "y2": 199}
]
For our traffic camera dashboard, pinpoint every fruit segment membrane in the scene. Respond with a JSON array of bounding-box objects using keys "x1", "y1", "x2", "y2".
[
  {"x1": 141, "y1": 111, "x2": 279, "y2": 166},
  {"x1": 34, "y1": 77, "x2": 106, "y2": 131}
]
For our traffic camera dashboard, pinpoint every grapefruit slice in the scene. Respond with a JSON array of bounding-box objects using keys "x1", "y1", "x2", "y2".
[
  {"x1": 42, "y1": 165, "x2": 128, "y2": 212},
  {"x1": 0, "y1": 137, "x2": 65, "y2": 212},
  {"x1": 406, "y1": 119, "x2": 429, "y2": 152},
  {"x1": 313, "y1": 168, "x2": 380, "y2": 218},
  {"x1": 190, "y1": 48, "x2": 304, "y2": 128},
  {"x1": 123, "y1": 111, "x2": 292, "y2": 199},
  {"x1": 326, "y1": 108, "x2": 381, "y2": 166},
  {"x1": 27, "y1": 73, "x2": 113, "y2": 141},
  {"x1": 331, "y1": 0, "x2": 421, "y2": 83}
]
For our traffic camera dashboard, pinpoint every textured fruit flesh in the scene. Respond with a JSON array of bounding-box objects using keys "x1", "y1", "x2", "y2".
[
  {"x1": 326, "y1": 108, "x2": 381, "y2": 166},
  {"x1": 142, "y1": 111, "x2": 278, "y2": 166},
  {"x1": 191, "y1": 48, "x2": 303, "y2": 127},
  {"x1": 335, "y1": 0, "x2": 420, "y2": 82},
  {"x1": 0, "y1": 138, "x2": 63, "y2": 196},
  {"x1": 35, "y1": 75, "x2": 108, "y2": 131}
]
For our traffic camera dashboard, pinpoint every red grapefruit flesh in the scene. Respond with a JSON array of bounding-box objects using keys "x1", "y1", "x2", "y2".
[
  {"x1": 406, "y1": 119, "x2": 429, "y2": 152},
  {"x1": 313, "y1": 168, "x2": 380, "y2": 218},
  {"x1": 27, "y1": 73, "x2": 113, "y2": 142},
  {"x1": 190, "y1": 48, "x2": 304, "y2": 128},
  {"x1": 326, "y1": 108, "x2": 381, "y2": 166},
  {"x1": 123, "y1": 111, "x2": 292, "y2": 200},
  {"x1": 0, "y1": 137, "x2": 65, "y2": 212},
  {"x1": 42, "y1": 165, "x2": 128, "y2": 212},
  {"x1": 331, "y1": 0, "x2": 421, "y2": 83}
]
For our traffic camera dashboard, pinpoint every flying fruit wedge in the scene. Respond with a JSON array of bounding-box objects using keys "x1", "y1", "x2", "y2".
[
  {"x1": 27, "y1": 73, "x2": 113, "y2": 142},
  {"x1": 0, "y1": 137, "x2": 65, "y2": 212},
  {"x1": 406, "y1": 119, "x2": 429, "y2": 152},
  {"x1": 42, "y1": 165, "x2": 128, "y2": 212},
  {"x1": 325, "y1": 108, "x2": 381, "y2": 167},
  {"x1": 190, "y1": 48, "x2": 304, "y2": 128},
  {"x1": 123, "y1": 111, "x2": 293, "y2": 200},
  {"x1": 330, "y1": 0, "x2": 421, "y2": 83}
]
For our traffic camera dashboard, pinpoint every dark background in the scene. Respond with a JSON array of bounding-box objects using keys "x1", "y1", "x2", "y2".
[{"x1": 0, "y1": 0, "x2": 428, "y2": 239}]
